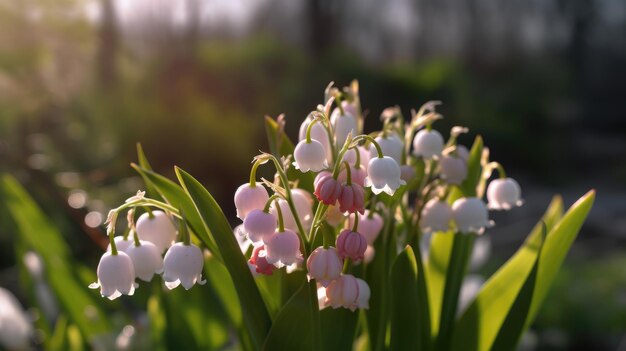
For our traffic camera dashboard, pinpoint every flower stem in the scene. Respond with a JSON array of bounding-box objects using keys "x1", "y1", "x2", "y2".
[
  {"x1": 249, "y1": 158, "x2": 264, "y2": 187},
  {"x1": 344, "y1": 161, "x2": 352, "y2": 185},
  {"x1": 274, "y1": 198, "x2": 285, "y2": 232}
]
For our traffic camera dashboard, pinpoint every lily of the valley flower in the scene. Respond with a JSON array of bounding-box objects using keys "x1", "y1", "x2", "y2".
[
  {"x1": 452, "y1": 197, "x2": 493, "y2": 234},
  {"x1": 420, "y1": 199, "x2": 453, "y2": 233},
  {"x1": 371, "y1": 133, "x2": 404, "y2": 164},
  {"x1": 264, "y1": 229, "x2": 303, "y2": 268},
  {"x1": 136, "y1": 210, "x2": 177, "y2": 253},
  {"x1": 243, "y1": 209, "x2": 277, "y2": 244},
  {"x1": 365, "y1": 156, "x2": 405, "y2": 195},
  {"x1": 336, "y1": 229, "x2": 367, "y2": 261},
  {"x1": 107, "y1": 235, "x2": 133, "y2": 253},
  {"x1": 125, "y1": 241, "x2": 164, "y2": 282},
  {"x1": 330, "y1": 108, "x2": 357, "y2": 148},
  {"x1": 293, "y1": 139, "x2": 328, "y2": 172},
  {"x1": 307, "y1": 247, "x2": 343, "y2": 287},
  {"x1": 439, "y1": 155, "x2": 468, "y2": 185},
  {"x1": 412, "y1": 129, "x2": 444, "y2": 159},
  {"x1": 326, "y1": 274, "x2": 370, "y2": 311},
  {"x1": 338, "y1": 183, "x2": 365, "y2": 214},
  {"x1": 234, "y1": 183, "x2": 269, "y2": 220},
  {"x1": 348, "y1": 211, "x2": 383, "y2": 244},
  {"x1": 89, "y1": 251, "x2": 137, "y2": 300},
  {"x1": 248, "y1": 245, "x2": 275, "y2": 275},
  {"x1": 162, "y1": 243, "x2": 206, "y2": 290},
  {"x1": 487, "y1": 178, "x2": 523, "y2": 210},
  {"x1": 314, "y1": 173, "x2": 342, "y2": 205},
  {"x1": 299, "y1": 115, "x2": 332, "y2": 163}
]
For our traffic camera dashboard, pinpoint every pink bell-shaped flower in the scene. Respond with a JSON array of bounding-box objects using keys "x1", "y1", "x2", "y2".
[
  {"x1": 412, "y1": 129, "x2": 444, "y2": 159},
  {"x1": 136, "y1": 210, "x2": 177, "y2": 253},
  {"x1": 89, "y1": 251, "x2": 136, "y2": 300},
  {"x1": 487, "y1": 178, "x2": 523, "y2": 210},
  {"x1": 293, "y1": 139, "x2": 328, "y2": 172},
  {"x1": 355, "y1": 278, "x2": 371, "y2": 309},
  {"x1": 314, "y1": 174, "x2": 342, "y2": 205},
  {"x1": 365, "y1": 156, "x2": 405, "y2": 195},
  {"x1": 243, "y1": 209, "x2": 277, "y2": 244},
  {"x1": 342, "y1": 146, "x2": 370, "y2": 169},
  {"x1": 336, "y1": 229, "x2": 367, "y2": 261},
  {"x1": 249, "y1": 245, "x2": 275, "y2": 276},
  {"x1": 440, "y1": 155, "x2": 468, "y2": 185},
  {"x1": 338, "y1": 184, "x2": 365, "y2": 214},
  {"x1": 125, "y1": 240, "x2": 164, "y2": 282},
  {"x1": 325, "y1": 274, "x2": 365, "y2": 311},
  {"x1": 162, "y1": 243, "x2": 206, "y2": 290},
  {"x1": 264, "y1": 230, "x2": 303, "y2": 268},
  {"x1": 348, "y1": 211, "x2": 383, "y2": 244},
  {"x1": 234, "y1": 183, "x2": 269, "y2": 220},
  {"x1": 452, "y1": 197, "x2": 493, "y2": 234},
  {"x1": 420, "y1": 199, "x2": 453, "y2": 233},
  {"x1": 307, "y1": 246, "x2": 343, "y2": 287},
  {"x1": 338, "y1": 165, "x2": 367, "y2": 187}
]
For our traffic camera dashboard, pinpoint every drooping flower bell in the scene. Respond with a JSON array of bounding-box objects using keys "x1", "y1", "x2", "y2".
[
  {"x1": 243, "y1": 209, "x2": 277, "y2": 244},
  {"x1": 420, "y1": 199, "x2": 453, "y2": 233},
  {"x1": 336, "y1": 229, "x2": 367, "y2": 261},
  {"x1": 487, "y1": 178, "x2": 523, "y2": 210},
  {"x1": 248, "y1": 245, "x2": 275, "y2": 276},
  {"x1": 365, "y1": 156, "x2": 405, "y2": 195},
  {"x1": 330, "y1": 107, "x2": 357, "y2": 148},
  {"x1": 439, "y1": 155, "x2": 468, "y2": 185},
  {"x1": 125, "y1": 240, "x2": 164, "y2": 282},
  {"x1": 371, "y1": 133, "x2": 404, "y2": 164},
  {"x1": 299, "y1": 115, "x2": 332, "y2": 163},
  {"x1": 338, "y1": 183, "x2": 365, "y2": 214},
  {"x1": 293, "y1": 139, "x2": 328, "y2": 172},
  {"x1": 292, "y1": 188, "x2": 314, "y2": 231},
  {"x1": 307, "y1": 247, "x2": 343, "y2": 287},
  {"x1": 348, "y1": 210, "x2": 383, "y2": 244},
  {"x1": 452, "y1": 197, "x2": 493, "y2": 234},
  {"x1": 326, "y1": 274, "x2": 369, "y2": 311},
  {"x1": 89, "y1": 251, "x2": 136, "y2": 300},
  {"x1": 136, "y1": 210, "x2": 177, "y2": 253},
  {"x1": 412, "y1": 129, "x2": 444, "y2": 159},
  {"x1": 264, "y1": 229, "x2": 303, "y2": 268},
  {"x1": 234, "y1": 183, "x2": 269, "y2": 220},
  {"x1": 314, "y1": 173, "x2": 342, "y2": 205},
  {"x1": 162, "y1": 242, "x2": 206, "y2": 290},
  {"x1": 338, "y1": 164, "x2": 367, "y2": 187}
]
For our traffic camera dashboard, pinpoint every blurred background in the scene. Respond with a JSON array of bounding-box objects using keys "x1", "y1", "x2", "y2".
[{"x1": 0, "y1": 0, "x2": 625, "y2": 350}]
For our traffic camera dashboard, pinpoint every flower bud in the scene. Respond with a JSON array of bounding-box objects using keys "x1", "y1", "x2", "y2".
[
  {"x1": 440, "y1": 155, "x2": 468, "y2": 185},
  {"x1": 299, "y1": 116, "x2": 332, "y2": 163},
  {"x1": 330, "y1": 108, "x2": 357, "y2": 148},
  {"x1": 487, "y1": 178, "x2": 523, "y2": 210},
  {"x1": 136, "y1": 210, "x2": 177, "y2": 253},
  {"x1": 89, "y1": 251, "x2": 136, "y2": 300},
  {"x1": 365, "y1": 156, "x2": 405, "y2": 195},
  {"x1": 248, "y1": 245, "x2": 274, "y2": 275},
  {"x1": 243, "y1": 209, "x2": 277, "y2": 243},
  {"x1": 125, "y1": 241, "x2": 164, "y2": 282},
  {"x1": 338, "y1": 184, "x2": 365, "y2": 214},
  {"x1": 307, "y1": 247, "x2": 343, "y2": 287},
  {"x1": 370, "y1": 133, "x2": 403, "y2": 164},
  {"x1": 314, "y1": 174, "x2": 342, "y2": 205},
  {"x1": 234, "y1": 183, "x2": 269, "y2": 220},
  {"x1": 264, "y1": 230, "x2": 303, "y2": 268},
  {"x1": 336, "y1": 229, "x2": 367, "y2": 261},
  {"x1": 326, "y1": 274, "x2": 364, "y2": 311},
  {"x1": 412, "y1": 129, "x2": 444, "y2": 159},
  {"x1": 348, "y1": 211, "x2": 383, "y2": 244},
  {"x1": 293, "y1": 139, "x2": 328, "y2": 172},
  {"x1": 162, "y1": 243, "x2": 206, "y2": 290},
  {"x1": 452, "y1": 197, "x2": 493, "y2": 234},
  {"x1": 420, "y1": 199, "x2": 453, "y2": 233}
]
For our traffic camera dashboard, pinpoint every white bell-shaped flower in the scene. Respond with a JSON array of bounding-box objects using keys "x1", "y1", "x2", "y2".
[
  {"x1": 107, "y1": 235, "x2": 133, "y2": 253},
  {"x1": 234, "y1": 183, "x2": 269, "y2": 220},
  {"x1": 307, "y1": 247, "x2": 343, "y2": 287},
  {"x1": 264, "y1": 230, "x2": 302, "y2": 268},
  {"x1": 420, "y1": 199, "x2": 453, "y2": 233},
  {"x1": 439, "y1": 155, "x2": 468, "y2": 185},
  {"x1": 487, "y1": 178, "x2": 523, "y2": 210},
  {"x1": 89, "y1": 251, "x2": 136, "y2": 300},
  {"x1": 125, "y1": 241, "x2": 164, "y2": 282},
  {"x1": 365, "y1": 156, "x2": 405, "y2": 195},
  {"x1": 400, "y1": 164, "x2": 416, "y2": 183},
  {"x1": 136, "y1": 210, "x2": 177, "y2": 253},
  {"x1": 370, "y1": 134, "x2": 403, "y2": 164},
  {"x1": 330, "y1": 108, "x2": 357, "y2": 147},
  {"x1": 293, "y1": 139, "x2": 328, "y2": 172},
  {"x1": 299, "y1": 116, "x2": 332, "y2": 163},
  {"x1": 243, "y1": 209, "x2": 277, "y2": 243},
  {"x1": 452, "y1": 197, "x2": 493, "y2": 234},
  {"x1": 162, "y1": 243, "x2": 206, "y2": 290},
  {"x1": 456, "y1": 145, "x2": 470, "y2": 161},
  {"x1": 0, "y1": 287, "x2": 33, "y2": 350},
  {"x1": 412, "y1": 129, "x2": 444, "y2": 159}
]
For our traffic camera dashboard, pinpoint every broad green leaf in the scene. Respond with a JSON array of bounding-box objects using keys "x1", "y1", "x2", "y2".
[
  {"x1": 0, "y1": 175, "x2": 111, "y2": 339},
  {"x1": 450, "y1": 193, "x2": 593, "y2": 351},
  {"x1": 320, "y1": 299, "x2": 359, "y2": 350},
  {"x1": 262, "y1": 283, "x2": 314, "y2": 351},
  {"x1": 204, "y1": 255, "x2": 243, "y2": 326},
  {"x1": 424, "y1": 232, "x2": 454, "y2": 335},
  {"x1": 131, "y1": 164, "x2": 221, "y2": 260},
  {"x1": 175, "y1": 167, "x2": 272, "y2": 350},
  {"x1": 459, "y1": 135, "x2": 483, "y2": 197},
  {"x1": 264, "y1": 116, "x2": 314, "y2": 193},
  {"x1": 390, "y1": 246, "x2": 420, "y2": 350}
]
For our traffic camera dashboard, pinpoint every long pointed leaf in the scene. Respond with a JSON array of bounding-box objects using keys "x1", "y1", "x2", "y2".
[{"x1": 390, "y1": 246, "x2": 420, "y2": 350}]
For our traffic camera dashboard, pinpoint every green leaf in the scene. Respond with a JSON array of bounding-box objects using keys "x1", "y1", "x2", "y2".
[
  {"x1": 450, "y1": 193, "x2": 595, "y2": 351},
  {"x1": 320, "y1": 300, "x2": 359, "y2": 350},
  {"x1": 174, "y1": 167, "x2": 272, "y2": 350},
  {"x1": 131, "y1": 164, "x2": 221, "y2": 260},
  {"x1": 0, "y1": 175, "x2": 111, "y2": 339},
  {"x1": 135, "y1": 142, "x2": 159, "y2": 197},
  {"x1": 390, "y1": 246, "x2": 420, "y2": 350},
  {"x1": 424, "y1": 231, "x2": 454, "y2": 335},
  {"x1": 459, "y1": 136, "x2": 483, "y2": 197},
  {"x1": 264, "y1": 115, "x2": 314, "y2": 193},
  {"x1": 262, "y1": 283, "x2": 313, "y2": 351}
]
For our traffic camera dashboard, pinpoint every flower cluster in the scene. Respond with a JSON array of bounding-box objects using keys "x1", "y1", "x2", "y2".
[{"x1": 90, "y1": 198, "x2": 205, "y2": 300}]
